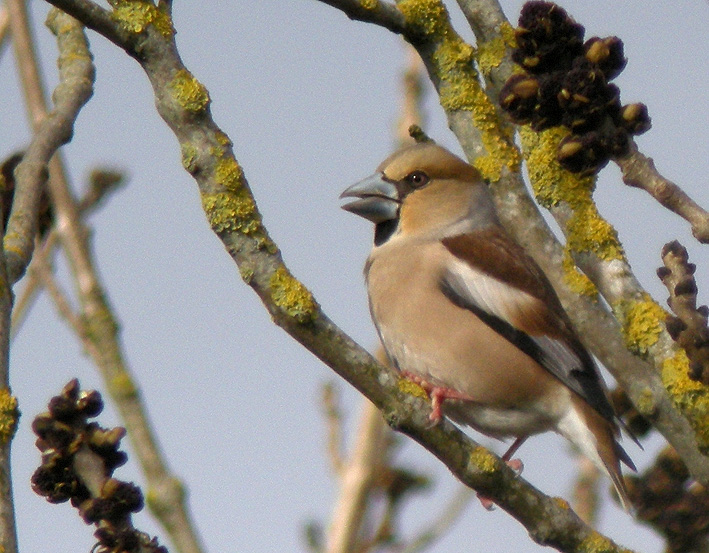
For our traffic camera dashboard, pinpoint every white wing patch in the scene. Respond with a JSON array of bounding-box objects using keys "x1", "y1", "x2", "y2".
[{"x1": 444, "y1": 258, "x2": 585, "y2": 375}]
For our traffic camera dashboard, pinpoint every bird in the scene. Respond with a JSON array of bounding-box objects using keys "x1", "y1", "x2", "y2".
[{"x1": 340, "y1": 141, "x2": 636, "y2": 510}]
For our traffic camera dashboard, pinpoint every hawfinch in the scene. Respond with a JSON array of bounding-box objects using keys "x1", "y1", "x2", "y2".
[{"x1": 341, "y1": 142, "x2": 635, "y2": 510}]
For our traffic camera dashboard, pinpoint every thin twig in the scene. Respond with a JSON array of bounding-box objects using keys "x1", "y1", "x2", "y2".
[
  {"x1": 617, "y1": 140, "x2": 709, "y2": 243},
  {"x1": 10, "y1": 232, "x2": 60, "y2": 336},
  {"x1": 396, "y1": 46, "x2": 426, "y2": 147},
  {"x1": 0, "y1": 6, "x2": 10, "y2": 56},
  {"x1": 572, "y1": 455, "x2": 601, "y2": 526},
  {"x1": 11, "y1": 169, "x2": 125, "y2": 338},
  {"x1": 29, "y1": 11, "x2": 203, "y2": 553},
  {"x1": 29, "y1": 236, "x2": 83, "y2": 333},
  {"x1": 658, "y1": 241, "x2": 709, "y2": 385},
  {"x1": 326, "y1": 400, "x2": 389, "y2": 553},
  {"x1": 32, "y1": 2, "x2": 649, "y2": 551},
  {"x1": 316, "y1": 0, "x2": 406, "y2": 34},
  {"x1": 0, "y1": 258, "x2": 15, "y2": 553},
  {"x1": 4, "y1": 0, "x2": 91, "y2": 285},
  {"x1": 322, "y1": 382, "x2": 345, "y2": 473}
]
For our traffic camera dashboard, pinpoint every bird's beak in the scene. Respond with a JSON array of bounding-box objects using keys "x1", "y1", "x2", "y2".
[{"x1": 340, "y1": 172, "x2": 400, "y2": 224}]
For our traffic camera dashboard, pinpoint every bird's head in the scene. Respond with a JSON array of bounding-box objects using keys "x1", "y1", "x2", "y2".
[{"x1": 341, "y1": 142, "x2": 496, "y2": 245}]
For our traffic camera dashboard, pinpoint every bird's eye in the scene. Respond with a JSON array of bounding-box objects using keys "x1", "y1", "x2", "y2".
[{"x1": 405, "y1": 171, "x2": 429, "y2": 187}]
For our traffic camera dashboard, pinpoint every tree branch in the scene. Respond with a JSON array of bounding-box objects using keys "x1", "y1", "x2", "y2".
[
  {"x1": 317, "y1": 0, "x2": 406, "y2": 34},
  {"x1": 397, "y1": 0, "x2": 709, "y2": 481},
  {"x1": 9, "y1": 7, "x2": 204, "y2": 553},
  {"x1": 11, "y1": 168, "x2": 125, "y2": 338},
  {"x1": 0, "y1": 6, "x2": 10, "y2": 55},
  {"x1": 4, "y1": 0, "x2": 94, "y2": 284},
  {"x1": 34, "y1": 1, "x2": 646, "y2": 550},
  {"x1": 325, "y1": 400, "x2": 389, "y2": 553},
  {"x1": 617, "y1": 140, "x2": 709, "y2": 243}
]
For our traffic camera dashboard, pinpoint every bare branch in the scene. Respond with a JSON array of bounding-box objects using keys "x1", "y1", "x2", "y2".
[
  {"x1": 317, "y1": 0, "x2": 406, "y2": 34},
  {"x1": 38, "y1": 0, "x2": 132, "y2": 52},
  {"x1": 29, "y1": 237, "x2": 82, "y2": 332},
  {"x1": 571, "y1": 456, "x2": 601, "y2": 526},
  {"x1": 8, "y1": 7, "x2": 204, "y2": 553},
  {"x1": 326, "y1": 400, "x2": 389, "y2": 553},
  {"x1": 11, "y1": 168, "x2": 125, "y2": 338},
  {"x1": 4, "y1": 1, "x2": 93, "y2": 284},
  {"x1": 617, "y1": 141, "x2": 709, "y2": 243},
  {"x1": 658, "y1": 241, "x2": 709, "y2": 385},
  {"x1": 33, "y1": 1, "x2": 650, "y2": 549},
  {"x1": 322, "y1": 382, "x2": 345, "y2": 473},
  {"x1": 396, "y1": 47, "x2": 427, "y2": 147},
  {"x1": 456, "y1": 0, "x2": 507, "y2": 41}
]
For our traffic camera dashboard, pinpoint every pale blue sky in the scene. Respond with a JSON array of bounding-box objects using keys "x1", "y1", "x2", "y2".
[{"x1": 2, "y1": 1, "x2": 708, "y2": 552}]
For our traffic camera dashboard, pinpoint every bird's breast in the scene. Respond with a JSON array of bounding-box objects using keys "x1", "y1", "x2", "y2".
[{"x1": 365, "y1": 239, "x2": 570, "y2": 435}]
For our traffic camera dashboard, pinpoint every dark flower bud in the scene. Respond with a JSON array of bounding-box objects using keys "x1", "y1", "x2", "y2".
[
  {"x1": 48, "y1": 395, "x2": 78, "y2": 423},
  {"x1": 665, "y1": 316, "x2": 687, "y2": 340},
  {"x1": 557, "y1": 136, "x2": 583, "y2": 160},
  {"x1": 77, "y1": 390, "x2": 104, "y2": 417},
  {"x1": 619, "y1": 103, "x2": 651, "y2": 135},
  {"x1": 558, "y1": 59, "x2": 617, "y2": 133},
  {"x1": 607, "y1": 127, "x2": 630, "y2": 157},
  {"x1": 674, "y1": 276, "x2": 698, "y2": 297},
  {"x1": 62, "y1": 378, "x2": 80, "y2": 401},
  {"x1": 531, "y1": 72, "x2": 564, "y2": 129},
  {"x1": 556, "y1": 132, "x2": 610, "y2": 174},
  {"x1": 32, "y1": 413, "x2": 57, "y2": 439},
  {"x1": 111, "y1": 481, "x2": 144, "y2": 514},
  {"x1": 514, "y1": 1, "x2": 585, "y2": 73},
  {"x1": 585, "y1": 36, "x2": 627, "y2": 79},
  {"x1": 500, "y1": 74, "x2": 540, "y2": 124}
]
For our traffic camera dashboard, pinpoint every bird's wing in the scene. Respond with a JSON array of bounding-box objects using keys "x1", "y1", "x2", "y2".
[{"x1": 440, "y1": 229, "x2": 618, "y2": 426}]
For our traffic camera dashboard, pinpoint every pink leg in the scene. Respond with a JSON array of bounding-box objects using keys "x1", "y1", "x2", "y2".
[
  {"x1": 501, "y1": 437, "x2": 526, "y2": 474},
  {"x1": 477, "y1": 437, "x2": 527, "y2": 510},
  {"x1": 401, "y1": 371, "x2": 474, "y2": 423},
  {"x1": 401, "y1": 371, "x2": 527, "y2": 510}
]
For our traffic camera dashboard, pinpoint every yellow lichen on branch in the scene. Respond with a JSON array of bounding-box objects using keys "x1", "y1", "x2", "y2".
[
  {"x1": 475, "y1": 22, "x2": 515, "y2": 78},
  {"x1": 269, "y1": 267, "x2": 318, "y2": 324},
  {"x1": 214, "y1": 157, "x2": 245, "y2": 193},
  {"x1": 578, "y1": 531, "x2": 628, "y2": 553},
  {"x1": 397, "y1": 0, "x2": 520, "y2": 181},
  {"x1": 202, "y1": 192, "x2": 260, "y2": 235},
  {"x1": 0, "y1": 389, "x2": 19, "y2": 445},
  {"x1": 397, "y1": 378, "x2": 428, "y2": 401},
  {"x1": 562, "y1": 253, "x2": 598, "y2": 298},
  {"x1": 614, "y1": 294, "x2": 667, "y2": 356},
  {"x1": 469, "y1": 446, "x2": 498, "y2": 473},
  {"x1": 109, "y1": 0, "x2": 174, "y2": 38},
  {"x1": 521, "y1": 125, "x2": 626, "y2": 296},
  {"x1": 169, "y1": 69, "x2": 210, "y2": 114},
  {"x1": 662, "y1": 350, "x2": 709, "y2": 452}
]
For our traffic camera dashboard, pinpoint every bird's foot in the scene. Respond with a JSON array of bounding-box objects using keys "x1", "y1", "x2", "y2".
[
  {"x1": 401, "y1": 371, "x2": 474, "y2": 423},
  {"x1": 477, "y1": 494, "x2": 496, "y2": 511},
  {"x1": 476, "y1": 458, "x2": 525, "y2": 510},
  {"x1": 505, "y1": 458, "x2": 524, "y2": 476}
]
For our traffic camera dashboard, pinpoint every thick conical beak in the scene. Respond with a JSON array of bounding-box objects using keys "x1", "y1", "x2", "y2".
[{"x1": 340, "y1": 173, "x2": 399, "y2": 224}]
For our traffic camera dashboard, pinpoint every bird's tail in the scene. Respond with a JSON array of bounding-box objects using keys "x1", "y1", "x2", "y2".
[{"x1": 559, "y1": 401, "x2": 635, "y2": 513}]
